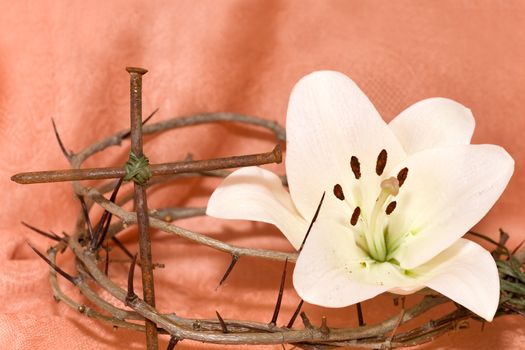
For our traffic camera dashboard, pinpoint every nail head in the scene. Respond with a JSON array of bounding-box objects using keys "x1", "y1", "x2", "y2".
[{"x1": 126, "y1": 67, "x2": 148, "y2": 75}]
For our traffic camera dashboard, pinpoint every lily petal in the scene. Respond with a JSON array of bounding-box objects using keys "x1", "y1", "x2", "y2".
[
  {"x1": 389, "y1": 98, "x2": 475, "y2": 154},
  {"x1": 388, "y1": 144, "x2": 514, "y2": 269},
  {"x1": 286, "y1": 71, "x2": 406, "y2": 219},
  {"x1": 293, "y1": 216, "x2": 391, "y2": 307},
  {"x1": 206, "y1": 167, "x2": 308, "y2": 249},
  {"x1": 413, "y1": 238, "x2": 500, "y2": 321}
]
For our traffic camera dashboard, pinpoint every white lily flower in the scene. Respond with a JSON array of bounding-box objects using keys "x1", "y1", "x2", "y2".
[{"x1": 207, "y1": 71, "x2": 514, "y2": 321}]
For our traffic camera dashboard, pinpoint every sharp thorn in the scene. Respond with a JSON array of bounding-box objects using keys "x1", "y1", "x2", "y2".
[
  {"x1": 122, "y1": 108, "x2": 159, "y2": 139},
  {"x1": 215, "y1": 311, "x2": 228, "y2": 333},
  {"x1": 498, "y1": 228, "x2": 510, "y2": 246},
  {"x1": 111, "y1": 236, "x2": 135, "y2": 260},
  {"x1": 77, "y1": 195, "x2": 95, "y2": 243},
  {"x1": 142, "y1": 107, "x2": 159, "y2": 126},
  {"x1": 126, "y1": 254, "x2": 138, "y2": 304},
  {"x1": 286, "y1": 300, "x2": 304, "y2": 329},
  {"x1": 356, "y1": 302, "x2": 365, "y2": 326},
  {"x1": 51, "y1": 118, "x2": 72, "y2": 159},
  {"x1": 92, "y1": 178, "x2": 123, "y2": 250},
  {"x1": 104, "y1": 243, "x2": 110, "y2": 276},
  {"x1": 49, "y1": 230, "x2": 62, "y2": 240},
  {"x1": 95, "y1": 212, "x2": 113, "y2": 251},
  {"x1": 216, "y1": 255, "x2": 239, "y2": 290},
  {"x1": 166, "y1": 336, "x2": 179, "y2": 350},
  {"x1": 299, "y1": 312, "x2": 313, "y2": 330},
  {"x1": 28, "y1": 243, "x2": 78, "y2": 285},
  {"x1": 270, "y1": 258, "x2": 288, "y2": 325},
  {"x1": 320, "y1": 316, "x2": 329, "y2": 336},
  {"x1": 21, "y1": 221, "x2": 62, "y2": 242},
  {"x1": 299, "y1": 192, "x2": 326, "y2": 252}
]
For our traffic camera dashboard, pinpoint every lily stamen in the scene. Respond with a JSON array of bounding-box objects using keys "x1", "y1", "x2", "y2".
[
  {"x1": 333, "y1": 184, "x2": 345, "y2": 201},
  {"x1": 397, "y1": 167, "x2": 409, "y2": 187},
  {"x1": 350, "y1": 207, "x2": 360, "y2": 226},
  {"x1": 375, "y1": 149, "x2": 388, "y2": 175},
  {"x1": 350, "y1": 156, "x2": 361, "y2": 179},
  {"x1": 385, "y1": 201, "x2": 397, "y2": 215}
]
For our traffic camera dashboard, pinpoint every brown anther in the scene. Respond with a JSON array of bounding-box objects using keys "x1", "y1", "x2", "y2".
[
  {"x1": 397, "y1": 167, "x2": 409, "y2": 187},
  {"x1": 333, "y1": 184, "x2": 345, "y2": 201},
  {"x1": 376, "y1": 149, "x2": 388, "y2": 176},
  {"x1": 351, "y1": 207, "x2": 361, "y2": 226},
  {"x1": 350, "y1": 156, "x2": 361, "y2": 179},
  {"x1": 385, "y1": 201, "x2": 397, "y2": 215}
]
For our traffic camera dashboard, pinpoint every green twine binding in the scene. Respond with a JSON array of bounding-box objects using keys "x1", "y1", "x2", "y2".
[{"x1": 124, "y1": 151, "x2": 152, "y2": 185}]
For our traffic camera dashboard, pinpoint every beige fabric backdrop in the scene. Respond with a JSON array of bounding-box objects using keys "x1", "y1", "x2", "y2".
[{"x1": 1, "y1": 1, "x2": 524, "y2": 349}]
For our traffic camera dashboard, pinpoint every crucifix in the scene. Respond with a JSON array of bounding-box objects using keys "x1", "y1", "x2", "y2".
[{"x1": 12, "y1": 67, "x2": 282, "y2": 349}]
